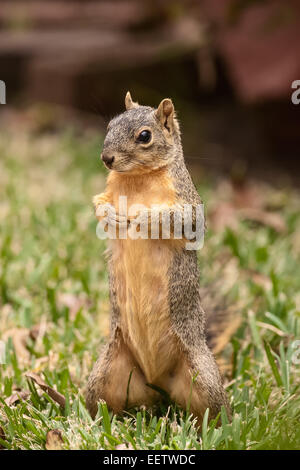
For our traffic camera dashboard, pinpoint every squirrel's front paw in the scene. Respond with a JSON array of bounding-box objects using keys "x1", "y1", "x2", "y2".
[
  {"x1": 94, "y1": 198, "x2": 128, "y2": 230},
  {"x1": 93, "y1": 193, "x2": 108, "y2": 211}
]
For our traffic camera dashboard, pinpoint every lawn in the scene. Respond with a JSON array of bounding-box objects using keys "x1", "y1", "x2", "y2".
[{"x1": 0, "y1": 122, "x2": 299, "y2": 450}]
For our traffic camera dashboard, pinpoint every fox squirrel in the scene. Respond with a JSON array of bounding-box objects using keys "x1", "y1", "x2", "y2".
[{"x1": 86, "y1": 92, "x2": 231, "y2": 424}]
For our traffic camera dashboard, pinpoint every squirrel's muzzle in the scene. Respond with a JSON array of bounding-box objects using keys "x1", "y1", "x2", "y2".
[{"x1": 101, "y1": 153, "x2": 115, "y2": 169}]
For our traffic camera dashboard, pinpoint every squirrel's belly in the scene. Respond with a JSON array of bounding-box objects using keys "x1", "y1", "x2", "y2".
[{"x1": 111, "y1": 238, "x2": 178, "y2": 382}]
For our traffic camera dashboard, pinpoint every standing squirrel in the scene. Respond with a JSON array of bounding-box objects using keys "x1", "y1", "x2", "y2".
[{"x1": 86, "y1": 92, "x2": 231, "y2": 423}]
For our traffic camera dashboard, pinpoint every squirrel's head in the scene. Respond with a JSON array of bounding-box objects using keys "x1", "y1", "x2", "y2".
[{"x1": 101, "y1": 92, "x2": 181, "y2": 174}]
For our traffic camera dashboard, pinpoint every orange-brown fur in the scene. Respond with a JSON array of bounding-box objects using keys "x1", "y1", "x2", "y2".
[
  {"x1": 106, "y1": 169, "x2": 179, "y2": 384},
  {"x1": 97, "y1": 331, "x2": 158, "y2": 412}
]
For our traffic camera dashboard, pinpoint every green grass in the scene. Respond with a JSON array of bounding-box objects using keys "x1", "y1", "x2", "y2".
[{"x1": 0, "y1": 126, "x2": 299, "y2": 450}]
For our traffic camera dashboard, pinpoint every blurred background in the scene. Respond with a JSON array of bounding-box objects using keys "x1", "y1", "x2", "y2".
[
  {"x1": 0, "y1": 0, "x2": 300, "y2": 184},
  {"x1": 0, "y1": 3, "x2": 300, "y2": 448}
]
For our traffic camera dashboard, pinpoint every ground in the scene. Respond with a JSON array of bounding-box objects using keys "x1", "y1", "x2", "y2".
[{"x1": 0, "y1": 123, "x2": 299, "y2": 450}]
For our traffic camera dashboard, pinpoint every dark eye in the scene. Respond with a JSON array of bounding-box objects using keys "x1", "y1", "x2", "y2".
[{"x1": 137, "y1": 130, "x2": 151, "y2": 143}]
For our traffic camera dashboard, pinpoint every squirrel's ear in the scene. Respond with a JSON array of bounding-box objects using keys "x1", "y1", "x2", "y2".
[
  {"x1": 125, "y1": 91, "x2": 139, "y2": 110},
  {"x1": 155, "y1": 98, "x2": 175, "y2": 132}
]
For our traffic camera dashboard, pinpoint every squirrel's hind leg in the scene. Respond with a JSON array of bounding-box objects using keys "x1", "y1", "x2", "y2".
[
  {"x1": 86, "y1": 328, "x2": 159, "y2": 418},
  {"x1": 161, "y1": 347, "x2": 231, "y2": 426}
]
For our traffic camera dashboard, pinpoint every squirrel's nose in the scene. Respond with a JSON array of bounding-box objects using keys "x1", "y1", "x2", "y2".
[{"x1": 101, "y1": 153, "x2": 115, "y2": 168}]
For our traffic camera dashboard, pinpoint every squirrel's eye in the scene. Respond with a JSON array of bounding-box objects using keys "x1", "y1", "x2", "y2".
[{"x1": 137, "y1": 130, "x2": 151, "y2": 143}]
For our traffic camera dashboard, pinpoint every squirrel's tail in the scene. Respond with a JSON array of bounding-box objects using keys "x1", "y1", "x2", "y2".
[{"x1": 200, "y1": 285, "x2": 241, "y2": 360}]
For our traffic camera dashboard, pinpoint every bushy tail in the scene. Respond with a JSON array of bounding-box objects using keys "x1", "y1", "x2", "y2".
[{"x1": 200, "y1": 286, "x2": 241, "y2": 358}]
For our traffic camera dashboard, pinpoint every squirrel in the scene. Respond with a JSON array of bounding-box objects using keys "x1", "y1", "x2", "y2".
[{"x1": 86, "y1": 92, "x2": 231, "y2": 424}]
